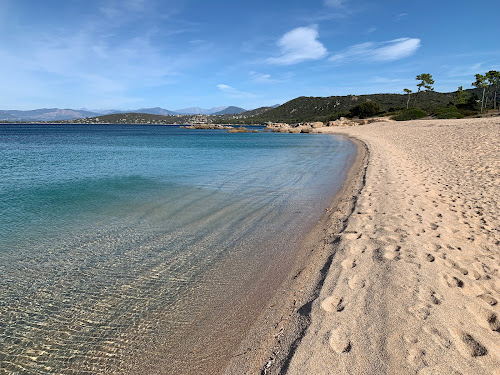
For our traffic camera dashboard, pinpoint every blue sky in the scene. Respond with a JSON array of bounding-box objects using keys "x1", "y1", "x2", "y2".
[{"x1": 1, "y1": 0, "x2": 499, "y2": 110}]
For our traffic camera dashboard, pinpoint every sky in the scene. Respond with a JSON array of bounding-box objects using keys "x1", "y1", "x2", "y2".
[{"x1": 1, "y1": 0, "x2": 499, "y2": 111}]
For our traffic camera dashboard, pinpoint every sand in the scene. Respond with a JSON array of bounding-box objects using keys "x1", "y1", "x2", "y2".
[{"x1": 227, "y1": 117, "x2": 500, "y2": 374}]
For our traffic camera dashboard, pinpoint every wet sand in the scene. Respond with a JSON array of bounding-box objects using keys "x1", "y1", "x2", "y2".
[{"x1": 227, "y1": 117, "x2": 500, "y2": 374}]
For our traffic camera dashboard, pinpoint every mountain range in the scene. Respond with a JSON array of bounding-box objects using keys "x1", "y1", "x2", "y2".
[{"x1": 0, "y1": 106, "x2": 248, "y2": 121}]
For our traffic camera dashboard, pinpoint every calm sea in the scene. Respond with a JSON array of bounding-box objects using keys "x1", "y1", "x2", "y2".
[{"x1": 0, "y1": 124, "x2": 355, "y2": 374}]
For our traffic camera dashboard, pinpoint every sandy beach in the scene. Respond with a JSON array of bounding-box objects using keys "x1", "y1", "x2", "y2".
[{"x1": 227, "y1": 117, "x2": 500, "y2": 374}]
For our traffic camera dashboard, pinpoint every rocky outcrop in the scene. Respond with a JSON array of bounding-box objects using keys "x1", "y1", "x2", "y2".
[
  {"x1": 181, "y1": 124, "x2": 234, "y2": 130},
  {"x1": 227, "y1": 127, "x2": 250, "y2": 133}
]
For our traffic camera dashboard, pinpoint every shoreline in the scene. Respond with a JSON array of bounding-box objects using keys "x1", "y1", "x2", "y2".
[
  {"x1": 224, "y1": 135, "x2": 369, "y2": 374},
  {"x1": 227, "y1": 117, "x2": 500, "y2": 374},
  {"x1": 288, "y1": 117, "x2": 500, "y2": 373}
]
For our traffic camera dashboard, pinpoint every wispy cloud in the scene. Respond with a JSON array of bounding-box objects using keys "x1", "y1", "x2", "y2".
[
  {"x1": 329, "y1": 38, "x2": 421, "y2": 63},
  {"x1": 217, "y1": 84, "x2": 255, "y2": 98},
  {"x1": 445, "y1": 63, "x2": 486, "y2": 77},
  {"x1": 248, "y1": 71, "x2": 273, "y2": 83},
  {"x1": 0, "y1": 0, "x2": 208, "y2": 108},
  {"x1": 307, "y1": 0, "x2": 354, "y2": 21},
  {"x1": 324, "y1": 0, "x2": 344, "y2": 7},
  {"x1": 395, "y1": 13, "x2": 408, "y2": 21},
  {"x1": 267, "y1": 26, "x2": 327, "y2": 65}
]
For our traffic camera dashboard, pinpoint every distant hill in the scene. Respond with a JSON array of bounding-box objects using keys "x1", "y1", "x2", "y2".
[
  {"x1": 238, "y1": 91, "x2": 464, "y2": 123},
  {"x1": 2, "y1": 88, "x2": 484, "y2": 124},
  {"x1": 174, "y1": 106, "x2": 236, "y2": 115},
  {"x1": 212, "y1": 106, "x2": 246, "y2": 115},
  {"x1": 73, "y1": 112, "x2": 177, "y2": 124},
  {"x1": 134, "y1": 107, "x2": 178, "y2": 115},
  {"x1": 0, "y1": 106, "x2": 231, "y2": 121},
  {"x1": 0, "y1": 108, "x2": 101, "y2": 121},
  {"x1": 237, "y1": 106, "x2": 275, "y2": 117}
]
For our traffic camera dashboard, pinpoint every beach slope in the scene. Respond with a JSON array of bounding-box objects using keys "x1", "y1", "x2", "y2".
[{"x1": 287, "y1": 117, "x2": 500, "y2": 374}]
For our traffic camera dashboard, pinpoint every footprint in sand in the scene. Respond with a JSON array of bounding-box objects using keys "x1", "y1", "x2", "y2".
[
  {"x1": 423, "y1": 325, "x2": 452, "y2": 349},
  {"x1": 349, "y1": 245, "x2": 365, "y2": 256},
  {"x1": 439, "y1": 272, "x2": 464, "y2": 288},
  {"x1": 382, "y1": 244, "x2": 401, "y2": 261},
  {"x1": 408, "y1": 303, "x2": 431, "y2": 320},
  {"x1": 425, "y1": 253, "x2": 435, "y2": 262},
  {"x1": 328, "y1": 327, "x2": 351, "y2": 354},
  {"x1": 467, "y1": 305, "x2": 500, "y2": 332},
  {"x1": 344, "y1": 232, "x2": 361, "y2": 241},
  {"x1": 341, "y1": 258, "x2": 356, "y2": 269},
  {"x1": 418, "y1": 286, "x2": 442, "y2": 305},
  {"x1": 450, "y1": 329, "x2": 488, "y2": 357},
  {"x1": 478, "y1": 293, "x2": 497, "y2": 307},
  {"x1": 407, "y1": 346, "x2": 427, "y2": 369},
  {"x1": 347, "y1": 274, "x2": 366, "y2": 289},
  {"x1": 443, "y1": 258, "x2": 468, "y2": 276},
  {"x1": 321, "y1": 295, "x2": 345, "y2": 313}
]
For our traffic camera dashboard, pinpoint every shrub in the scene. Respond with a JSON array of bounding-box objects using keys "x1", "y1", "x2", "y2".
[
  {"x1": 457, "y1": 94, "x2": 480, "y2": 111},
  {"x1": 393, "y1": 108, "x2": 427, "y2": 121},
  {"x1": 433, "y1": 106, "x2": 464, "y2": 119},
  {"x1": 349, "y1": 101, "x2": 381, "y2": 118},
  {"x1": 380, "y1": 111, "x2": 399, "y2": 117},
  {"x1": 458, "y1": 109, "x2": 479, "y2": 117},
  {"x1": 327, "y1": 111, "x2": 350, "y2": 121}
]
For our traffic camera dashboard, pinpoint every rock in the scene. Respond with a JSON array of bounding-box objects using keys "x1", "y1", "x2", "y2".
[{"x1": 227, "y1": 127, "x2": 249, "y2": 133}]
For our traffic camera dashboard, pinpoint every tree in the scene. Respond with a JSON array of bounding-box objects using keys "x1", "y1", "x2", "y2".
[
  {"x1": 455, "y1": 86, "x2": 468, "y2": 105},
  {"x1": 349, "y1": 101, "x2": 380, "y2": 118},
  {"x1": 472, "y1": 74, "x2": 487, "y2": 113},
  {"x1": 414, "y1": 73, "x2": 435, "y2": 106},
  {"x1": 485, "y1": 70, "x2": 500, "y2": 110},
  {"x1": 404, "y1": 88, "x2": 412, "y2": 109}
]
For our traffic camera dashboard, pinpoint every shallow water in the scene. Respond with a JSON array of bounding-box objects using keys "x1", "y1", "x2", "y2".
[{"x1": 0, "y1": 124, "x2": 355, "y2": 374}]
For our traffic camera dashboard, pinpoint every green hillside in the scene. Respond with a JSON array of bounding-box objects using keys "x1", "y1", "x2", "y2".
[
  {"x1": 49, "y1": 88, "x2": 488, "y2": 126},
  {"x1": 238, "y1": 91, "x2": 461, "y2": 124}
]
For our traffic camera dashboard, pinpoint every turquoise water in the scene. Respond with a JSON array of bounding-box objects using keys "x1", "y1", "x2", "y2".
[{"x1": 0, "y1": 124, "x2": 356, "y2": 374}]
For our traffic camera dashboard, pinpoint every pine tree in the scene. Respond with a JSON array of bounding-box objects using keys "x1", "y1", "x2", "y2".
[
  {"x1": 455, "y1": 86, "x2": 468, "y2": 105},
  {"x1": 404, "y1": 88, "x2": 412, "y2": 109},
  {"x1": 414, "y1": 73, "x2": 434, "y2": 106},
  {"x1": 485, "y1": 70, "x2": 500, "y2": 110},
  {"x1": 472, "y1": 74, "x2": 487, "y2": 113}
]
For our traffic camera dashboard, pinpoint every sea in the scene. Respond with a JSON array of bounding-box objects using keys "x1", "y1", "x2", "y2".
[{"x1": 0, "y1": 124, "x2": 356, "y2": 374}]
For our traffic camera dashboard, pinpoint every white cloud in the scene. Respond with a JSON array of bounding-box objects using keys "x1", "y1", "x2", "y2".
[
  {"x1": 446, "y1": 63, "x2": 485, "y2": 77},
  {"x1": 267, "y1": 26, "x2": 328, "y2": 65},
  {"x1": 329, "y1": 38, "x2": 421, "y2": 63},
  {"x1": 217, "y1": 84, "x2": 254, "y2": 98},
  {"x1": 249, "y1": 71, "x2": 273, "y2": 83}
]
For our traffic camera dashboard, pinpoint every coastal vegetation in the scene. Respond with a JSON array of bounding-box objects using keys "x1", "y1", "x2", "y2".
[
  {"x1": 4, "y1": 71, "x2": 499, "y2": 126},
  {"x1": 393, "y1": 108, "x2": 427, "y2": 121},
  {"x1": 348, "y1": 101, "x2": 381, "y2": 119},
  {"x1": 413, "y1": 73, "x2": 435, "y2": 106}
]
